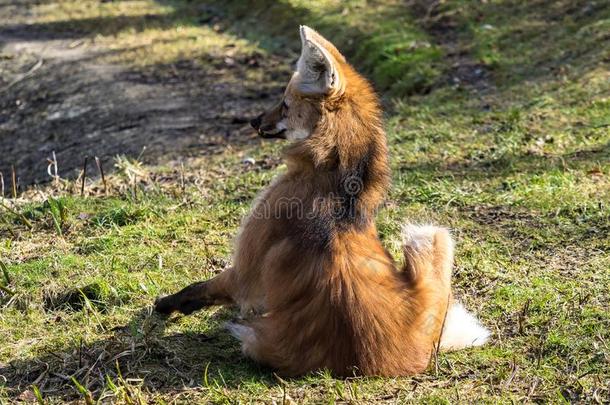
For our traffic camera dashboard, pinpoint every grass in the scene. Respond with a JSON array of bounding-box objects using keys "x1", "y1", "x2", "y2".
[{"x1": 1, "y1": 0, "x2": 609, "y2": 403}]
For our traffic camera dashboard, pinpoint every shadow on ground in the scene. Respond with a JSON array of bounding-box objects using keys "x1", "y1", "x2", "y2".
[{"x1": 0, "y1": 307, "x2": 274, "y2": 401}]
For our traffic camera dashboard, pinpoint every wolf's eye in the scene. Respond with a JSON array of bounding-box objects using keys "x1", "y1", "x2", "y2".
[{"x1": 282, "y1": 101, "x2": 289, "y2": 110}]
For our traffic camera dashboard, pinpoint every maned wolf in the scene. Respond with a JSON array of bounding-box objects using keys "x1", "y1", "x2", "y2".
[{"x1": 155, "y1": 26, "x2": 489, "y2": 376}]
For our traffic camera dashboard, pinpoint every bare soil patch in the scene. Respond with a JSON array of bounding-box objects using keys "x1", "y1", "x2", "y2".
[{"x1": 0, "y1": 10, "x2": 287, "y2": 187}]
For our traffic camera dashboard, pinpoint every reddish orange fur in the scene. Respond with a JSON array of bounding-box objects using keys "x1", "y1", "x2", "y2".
[{"x1": 155, "y1": 27, "x2": 454, "y2": 377}]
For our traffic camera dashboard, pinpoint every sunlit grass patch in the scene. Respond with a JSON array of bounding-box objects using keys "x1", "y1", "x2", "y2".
[
  {"x1": 104, "y1": 25, "x2": 262, "y2": 66},
  {"x1": 35, "y1": 0, "x2": 172, "y2": 23},
  {"x1": 31, "y1": 0, "x2": 263, "y2": 67}
]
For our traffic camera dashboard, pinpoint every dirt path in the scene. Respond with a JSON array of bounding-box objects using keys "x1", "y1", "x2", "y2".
[{"x1": 0, "y1": 5, "x2": 286, "y2": 187}]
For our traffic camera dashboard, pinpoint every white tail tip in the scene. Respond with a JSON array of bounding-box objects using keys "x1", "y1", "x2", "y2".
[
  {"x1": 401, "y1": 223, "x2": 454, "y2": 254},
  {"x1": 440, "y1": 302, "x2": 490, "y2": 351}
]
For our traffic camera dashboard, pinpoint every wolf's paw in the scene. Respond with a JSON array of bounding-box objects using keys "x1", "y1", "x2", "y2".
[{"x1": 154, "y1": 295, "x2": 178, "y2": 315}]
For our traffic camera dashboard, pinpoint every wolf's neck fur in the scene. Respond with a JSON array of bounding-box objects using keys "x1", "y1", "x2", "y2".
[{"x1": 283, "y1": 75, "x2": 391, "y2": 227}]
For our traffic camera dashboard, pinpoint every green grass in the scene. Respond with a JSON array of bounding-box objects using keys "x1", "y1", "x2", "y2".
[{"x1": 1, "y1": 0, "x2": 609, "y2": 403}]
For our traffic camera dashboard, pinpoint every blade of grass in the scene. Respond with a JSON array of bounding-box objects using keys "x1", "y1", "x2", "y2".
[
  {"x1": 0, "y1": 260, "x2": 10, "y2": 285},
  {"x1": 71, "y1": 377, "x2": 94, "y2": 405},
  {"x1": 32, "y1": 385, "x2": 46, "y2": 405},
  {"x1": 47, "y1": 198, "x2": 64, "y2": 236}
]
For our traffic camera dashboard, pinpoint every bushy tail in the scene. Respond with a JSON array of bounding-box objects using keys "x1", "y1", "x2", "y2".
[
  {"x1": 440, "y1": 301, "x2": 490, "y2": 351},
  {"x1": 401, "y1": 224, "x2": 490, "y2": 351}
]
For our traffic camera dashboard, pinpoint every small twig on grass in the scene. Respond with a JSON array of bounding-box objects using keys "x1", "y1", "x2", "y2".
[
  {"x1": 31, "y1": 363, "x2": 49, "y2": 389},
  {"x1": 0, "y1": 58, "x2": 44, "y2": 93},
  {"x1": 0, "y1": 199, "x2": 33, "y2": 228},
  {"x1": 180, "y1": 161, "x2": 186, "y2": 197},
  {"x1": 132, "y1": 175, "x2": 138, "y2": 201},
  {"x1": 78, "y1": 337, "x2": 83, "y2": 368},
  {"x1": 526, "y1": 377, "x2": 540, "y2": 400},
  {"x1": 0, "y1": 215, "x2": 16, "y2": 237},
  {"x1": 590, "y1": 123, "x2": 610, "y2": 129},
  {"x1": 47, "y1": 150, "x2": 60, "y2": 186},
  {"x1": 273, "y1": 373, "x2": 289, "y2": 405},
  {"x1": 518, "y1": 298, "x2": 531, "y2": 335},
  {"x1": 0, "y1": 261, "x2": 15, "y2": 295},
  {"x1": 69, "y1": 39, "x2": 84, "y2": 49},
  {"x1": 81, "y1": 156, "x2": 88, "y2": 197},
  {"x1": 94, "y1": 156, "x2": 107, "y2": 196},
  {"x1": 11, "y1": 165, "x2": 17, "y2": 198},
  {"x1": 0, "y1": 283, "x2": 15, "y2": 296},
  {"x1": 502, "y1": 358, "x2": 519, "y2": 391},
  {"x1": 432, "y1": 293, "x2": 451, "y2": 376},
  {"x1": 136, "y1": 146, "x2": 147, "y2": 161}
]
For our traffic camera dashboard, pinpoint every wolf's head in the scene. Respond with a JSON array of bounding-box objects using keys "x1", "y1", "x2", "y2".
[
  {"x1": 250, "y1": 26, "x2": 353, "y2": 141},
  {"x1": 251, "y1": 26, "x2": 390, "y2": 219}
]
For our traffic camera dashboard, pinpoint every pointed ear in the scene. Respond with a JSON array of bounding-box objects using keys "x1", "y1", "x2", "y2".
[{"x1": 296, "y1": 26, "x2": 344, "y2": 96}]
